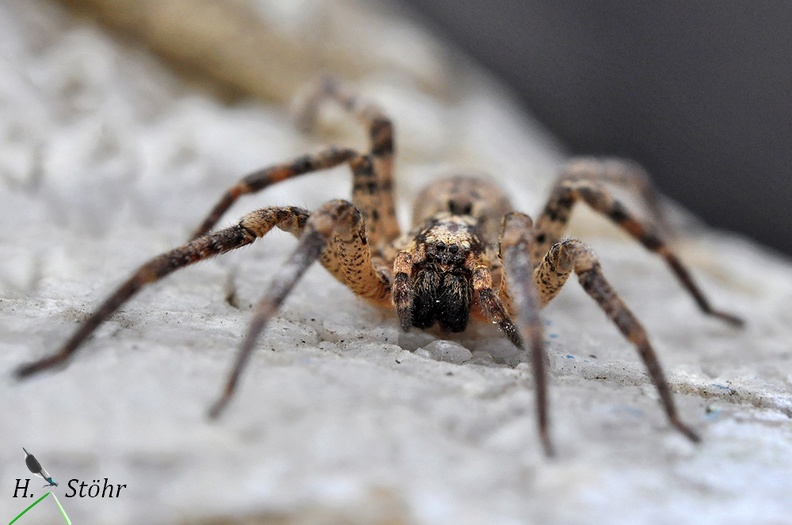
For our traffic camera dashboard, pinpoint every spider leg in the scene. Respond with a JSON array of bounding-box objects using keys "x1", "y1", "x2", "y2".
[
  {"x1": 498, "y1": 212, "x2": 553, "y2": 456},
  {"x1": 391, "y1": 251, "x2": 413, "y2": 331},
  {"x1": 15, "y1": 206, "x2": 310, "y2": 379},
  {"x1": 296, "y1": 77, "x2": 400, "y2": 249},
  {"x1": 194, "y1": 77, "x2": 401, "y2": 247},
  {"x1": 558, "y1": 157, "x2": 666, "y2": 227},
  {"x1": 209, "y1": 199, "x2": 390, "y2": 418},
  {"x1": 537, "y1": 239, "x2": 700, "y2": 443},
  {"x1": 190, "y1": 146, "x2": 358, "y2": 239},
  {"x1": 534, "y1": 162, "x2": 743, "y2": 326}
]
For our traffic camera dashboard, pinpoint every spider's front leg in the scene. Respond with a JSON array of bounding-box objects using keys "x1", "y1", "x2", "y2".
[
  {"x1": 498, "y1": 213, "x2": 553, "y2": 455},
  {"x1": 536, "y1": 238, "x2": 700, "y2": 443},
  {"x1": 534, "y1": 157, "x2": 743, "y2": 326},
  {"x1": 209, "y1": 199, "x2": 391, "y2": 418},
  {"x1": 15, "y1": 206, "x2": 310, "y2": 378}
]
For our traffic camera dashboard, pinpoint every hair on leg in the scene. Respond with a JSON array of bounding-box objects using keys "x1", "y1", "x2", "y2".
[
  {"x1": 498, "y1": 212, "x2": 553, "y2": 456},
  {"x1": 538, "y1": 239, "x2": 700, "y2": 443},
  {"x1": 209, "y1": 199, "x2": 391, "y2": 418},
  {"x1": 191, "y1": 147, "x2": 359, "y2": 240},
  {"x1": 16, "y1": 206, "x2": 310, "y2": 379},
  {"x1": 534, "y1": 174, "x2": 743, "y2": 326}
]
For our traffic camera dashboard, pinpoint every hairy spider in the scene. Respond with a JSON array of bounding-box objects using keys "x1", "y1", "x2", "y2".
[{"x1": 16, "y1": 78, "x2": 742, "y2": 455}]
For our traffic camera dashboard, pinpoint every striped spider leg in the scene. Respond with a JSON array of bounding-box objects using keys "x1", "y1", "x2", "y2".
[{"x1": 15, "y1": 81, "x2": 742, "y2": 456}]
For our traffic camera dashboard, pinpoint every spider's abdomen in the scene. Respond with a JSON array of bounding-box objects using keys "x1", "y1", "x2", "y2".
[
  {"x1": 395, "y1": 176, "x2": 508, "y2": 334},
  {"x1": 411, "y1": 175, "x2": 512, "y2": 246}
]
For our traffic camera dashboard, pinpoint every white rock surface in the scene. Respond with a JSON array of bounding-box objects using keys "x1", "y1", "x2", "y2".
[{"x1": 1, "y1": 1, "x2": 791, "y2": 524}]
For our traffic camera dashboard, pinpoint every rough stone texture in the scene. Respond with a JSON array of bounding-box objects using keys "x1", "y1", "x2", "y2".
[{"x1": 1, "y1": 1, "x2": 791, "y2": 524}]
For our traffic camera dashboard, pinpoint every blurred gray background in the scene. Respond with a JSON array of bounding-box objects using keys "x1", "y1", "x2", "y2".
[{"x1": 401, "y1": 0, "x2": 792, "y2": 255}]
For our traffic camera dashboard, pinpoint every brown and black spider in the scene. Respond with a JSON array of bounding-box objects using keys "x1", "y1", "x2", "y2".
[{"x1": 16, "y1": 78, "x2": 742, "y2": 455}]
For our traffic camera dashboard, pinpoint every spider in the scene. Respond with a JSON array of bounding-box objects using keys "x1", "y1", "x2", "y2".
[{"x1": 16, "y1": 78, "x2": 742, "y2": 455}]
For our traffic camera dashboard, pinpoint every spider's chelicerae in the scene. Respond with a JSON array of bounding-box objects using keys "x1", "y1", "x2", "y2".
[{"x1": 17, "y1": 78, "x2": 742, "y2": 455}]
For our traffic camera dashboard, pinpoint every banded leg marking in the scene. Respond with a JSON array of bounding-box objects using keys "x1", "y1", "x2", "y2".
[
  {"x1": 17, "y1": 206, "x2": 310, "y2": 378},
  {"x1": 209, "y1": 199, "x2": 391, "y2": 417},
  {"x1": 499, "y1": 212, "x2": 552, "y2": 455},
  {"x1": 534, "y1": 176, "x2": 742, "y2": 326},
  {"x1": 537, "y1": 239, "x2": 700, "y2": 443}
]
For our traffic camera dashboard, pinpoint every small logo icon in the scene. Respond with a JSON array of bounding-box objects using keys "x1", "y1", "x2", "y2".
[
  {"x1": 23, "y1": 448, "x2": 58, "y2": 488},
  {"x1": 9, "y1": 448, "x2": 71, "y2": 525}
]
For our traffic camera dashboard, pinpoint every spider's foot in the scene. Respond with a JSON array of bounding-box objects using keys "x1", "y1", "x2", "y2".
[
  {"x1": 670, "y1": 417, "x2": 701, "y2": 444},
  {"x1": 709, "y1": 309, "x2": 745, "y2": 328},
  {"x1": 207, "y1": 394, "x2": 231, "y2": 420},
  {"x1": 539, "y1": 428, "x2": 556, "y2": 458},
  {"x1": 14, "y1": 354, "x2": 66, "y2": 380},
  {"x1": 293, "y1": 76, "x2": 339, "y2": 133}
]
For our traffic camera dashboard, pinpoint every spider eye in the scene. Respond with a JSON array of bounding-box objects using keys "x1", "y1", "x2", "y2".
[
  {"x1": 424, "y1": 240, "x2": 465, "y2": 265},
  {"x1": 447, "y1": 199, "x2": 473, "y2": 215}
]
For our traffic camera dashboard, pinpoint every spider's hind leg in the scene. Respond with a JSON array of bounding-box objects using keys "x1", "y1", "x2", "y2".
[
  {"x1": 296, "y1": 77, "x2": 400, "y2": 249},
  {"x1": 537, "y1": 239, "x2": 700, "y2": 443},
  {"x1": 556, "y1": 157, "x2": 667, "y2": 228},
  {"x1": 534, "y1": 158, "x2": 742, "y2": 326},
  {"x1": 194, "y1": 77, "x2": 402, "y2": 247},
  {"x1": 191, "y1": 146, "x2": 359, "y2": 240}
]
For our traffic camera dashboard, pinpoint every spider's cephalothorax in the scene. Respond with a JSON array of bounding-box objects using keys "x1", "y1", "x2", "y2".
[
  {"x1": 395, "y1": 175, "x2": 514, "y2": 335},
  {"x1": 16, "y1": 77, "x2": 743, "y2": 456}
]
